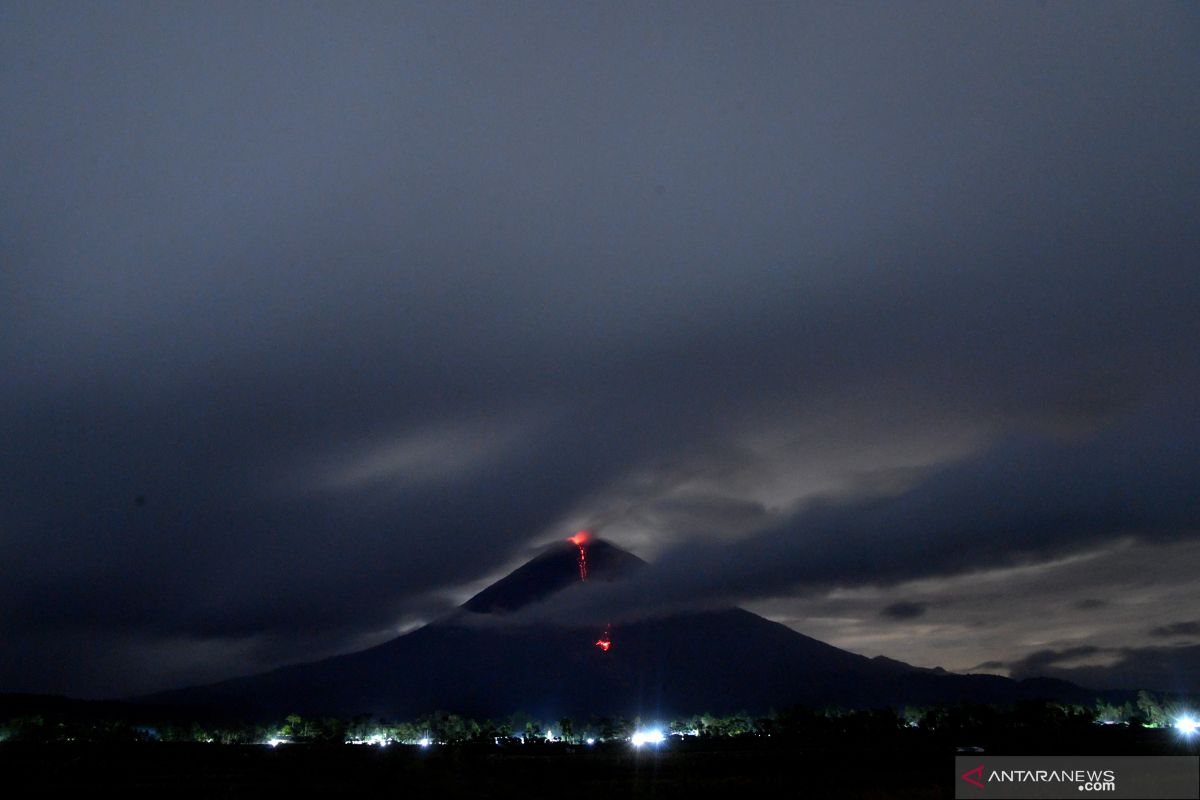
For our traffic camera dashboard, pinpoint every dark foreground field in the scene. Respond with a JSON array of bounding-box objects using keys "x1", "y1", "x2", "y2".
[
  {"x1": 2, "y1": 741, "x2": 944, "y2": 798},
  {"x1": 2, "y1": 728, "x2": 1192, "y2": 799}
]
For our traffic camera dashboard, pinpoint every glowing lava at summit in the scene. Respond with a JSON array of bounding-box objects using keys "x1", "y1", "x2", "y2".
[{"x1": 569, "y1": 531, "x2": 590, "y2": 581}]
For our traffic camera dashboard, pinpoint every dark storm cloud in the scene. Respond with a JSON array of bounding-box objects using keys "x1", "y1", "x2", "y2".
[
  {"x1": 516, "y1": 398, "x2": 1200, "y2": 626},
  {"x1": 1075, "y1": 599, "x2": 1109, "y2": 611},
  {"x1": 1149, "y1": 621, "x2": 1200, "y2": 639},
  {"x1": 1002, "y1": 645, "x2": 1200, "y2": 694},
  {"x1": 2, "y1": 1, "x2": 1198, "y2": 695},
  {"x1": 880, "y1": 602, "x2": 927, "y2": 621},
  {"x1": 740, "y1": 539, "x2": 1200, "y2": 689}
]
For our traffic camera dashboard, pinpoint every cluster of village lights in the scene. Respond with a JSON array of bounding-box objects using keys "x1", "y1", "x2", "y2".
[
  {"x1": 263, "y1": 714, "x2": 1197, "y2": 749},
  {"x1": 277, "y1": 727, "x2": 669, "y2": 749}
]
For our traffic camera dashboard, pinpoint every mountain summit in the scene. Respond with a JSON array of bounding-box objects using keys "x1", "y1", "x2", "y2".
[
  {"x1": 462, "y1": 535, "x2": 645, "y2": 614},
  {"x1": 142, "y1": 535, "x2": 1088, "y2": 718}
]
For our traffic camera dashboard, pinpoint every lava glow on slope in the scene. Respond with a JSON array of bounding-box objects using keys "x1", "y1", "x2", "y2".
[
  {"x1": 566, "y1": 532, "x2": 609, "y2": 651},
  {"x1": 595, "y1": 625, "x2": 612, "y2": 652},
  {"x1": 569, "y1": 531, "x2": 590, "y2": 581}
]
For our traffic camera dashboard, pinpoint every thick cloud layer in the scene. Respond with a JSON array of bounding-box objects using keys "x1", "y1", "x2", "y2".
[
  {"x1": 504, "y1": 399, "x2": 1200, "y2": 623},
  {"x1": 2, "y1": 2, "x2": 1197, "y2": 696}
]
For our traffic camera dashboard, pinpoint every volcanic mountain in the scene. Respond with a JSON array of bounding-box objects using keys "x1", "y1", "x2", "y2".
[{"x1": 143, "y1": 536, "x2": 1088, "y2": 718}]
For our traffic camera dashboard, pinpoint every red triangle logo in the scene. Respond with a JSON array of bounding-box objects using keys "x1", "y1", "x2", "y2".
[{"x1": 961, "y1": 764, "x2": 985, "y2": 789}]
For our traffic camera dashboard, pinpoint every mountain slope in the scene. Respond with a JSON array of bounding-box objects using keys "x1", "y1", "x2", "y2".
[{"x1": 143, "y1": 537, "x2": 1092, "y2": 717}]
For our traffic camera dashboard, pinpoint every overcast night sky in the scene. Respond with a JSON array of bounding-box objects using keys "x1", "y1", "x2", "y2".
[{"x1": 2, "y1": 2, "x2": 1199, "y2": 699}]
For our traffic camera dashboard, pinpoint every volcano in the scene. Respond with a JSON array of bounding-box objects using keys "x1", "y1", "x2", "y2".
[{"x1": 142, "y1": 537, "x2": 1088, "y2": 718}]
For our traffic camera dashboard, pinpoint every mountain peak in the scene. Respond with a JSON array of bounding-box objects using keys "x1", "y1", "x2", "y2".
[
  {"x1": 141, "y1": 533, "x2": 1094, "y2": 718},
  {"x1": 461, "y1": 535, "x2": 645, "y2": 614}
]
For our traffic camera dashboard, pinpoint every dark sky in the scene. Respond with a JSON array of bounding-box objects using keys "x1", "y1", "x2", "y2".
[{"x1": 2, "y1": 2, "x2": 1198, "y2": 698}]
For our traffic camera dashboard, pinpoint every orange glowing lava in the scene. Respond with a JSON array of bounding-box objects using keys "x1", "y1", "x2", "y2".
[
  {"x1": 595, "y1": 624, "x2": 612, "y2": 652},
  {"x1": 569, "y1": 531, "x2": 590, "y2": 581}
]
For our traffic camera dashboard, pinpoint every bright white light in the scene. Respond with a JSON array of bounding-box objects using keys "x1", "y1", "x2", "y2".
[
  {"x1": 418, "y1": 737, "x2": 431, "y2": 747},
  {"x1": 265, "y1": 738, "x2": 286, "y2": 747},
  {"x1": 631, "y1": 729, "x2": 665, "y2": 747},
  {"x1": 586, "y1": 737, "x2": 596, "y2": 745},
  {"x1": 545, "y1": 730, "x2": 554, "y2": 741},
  {"x1": 1176, "y1": 716, "x2": 1198, "y2": 736}
]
